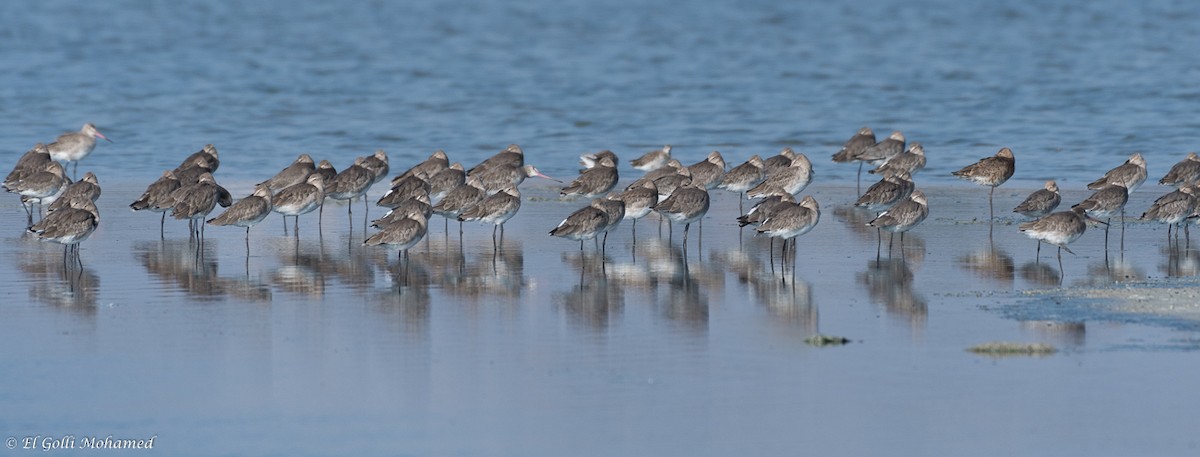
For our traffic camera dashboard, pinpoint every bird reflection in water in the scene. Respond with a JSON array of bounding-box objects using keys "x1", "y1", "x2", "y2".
[
  {"x1": 1161, "y1": 242, "x2": 1200, "y2": 278},
  {"x1": 858, "y1": 257, "x2": 927, "y2": 330},
  {"x1": 959, "y1": 242, "x2": 1015, "y2": 284},
  {"x1": 1018, "y1": 261, "x2": 1061, "y2": 287},
  {"x1": 1081, "y1": 257, "x2": 1143, "y2": 287},
  {"x1": 557, "y1": 250, "x2": 624, "y2": 330},
  {"x1": 19, "y1": 236, "x2": 100, "y2": 310},
  {"x1": 134, "y1": 239, "x2": 272, "y2": 302}
]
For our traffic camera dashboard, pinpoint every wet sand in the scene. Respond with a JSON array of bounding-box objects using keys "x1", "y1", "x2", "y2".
[{"x1": 3, "y1": 181, "x2": 1200, "y2": 456}]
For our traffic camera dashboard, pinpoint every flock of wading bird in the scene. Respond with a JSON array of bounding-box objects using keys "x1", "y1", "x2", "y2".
[{"x1": 7, "y1": 124, "x2": 1200, "y2": 271}]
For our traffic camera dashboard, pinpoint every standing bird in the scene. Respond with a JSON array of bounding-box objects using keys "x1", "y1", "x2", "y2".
[
  {"x1": 372, "y1": 194, "x2": 433, "y2": 229},
  {"x1": 762, "y1": 147, "x2": 798, "y2": 175},
  {"x1": 395, "y1": 150, "x2": 450, "y2": 183},
  {"x1": 271, "y1": 174, "x2": 326, "y2": 236},
  {"x1": 377, "y1": 175, "x2": 431, "y2": 209},
  {"x1": 5, "y1": 143, "x2": 52, "y2": 189},
  {"x1": 170, "y1": 172, "x2": 224, "y2": 240},
  {"x1": 47, "y1": 172, "x2": 101, "y2": 213},
  {"x1": 474, "y1": 163, "x2": 558, "y2": 194},
  {"x1": 757, "y1": 195, "x2": 821, "y2": 269},
  {"x1": 173, "y1": 157, "x2": 216, "y2": 185},
  {"x1": 590, "y1": 197, "x2": 626, "y2": 253},
  {"x1": 630, "y1": 145, "x2": 672, "y2": 172},
  {"x1": 6, "y1": 161, "x2": 68, "y2": 226},
  {"x1": 550, "y1": 205, "x2": 610, "y2": 251},
  {"x1": 458, "y1": 185, "x2": 522, "y2": 243},
  {"x1": 856, "y1": 171, "x2": 915, "y2": 251},
  {"x1": 1088, "y1": 152, "x2": 1146, "y2": 192},
  {"x1": 561, "y1": 156, "x2": 618, "y2": 198},
  {"x1": 360, "y1": 149, "x2": 390, "y2": 185},
  {"x1": 130, "y1": 170, "x2": 182, "y2": 236},
  {"x1": 364, "y1": 212, "x2": 429, "y2": 262},
  {"x1": 178, "y1": 144, "x2": 220, "y2": 172},
  {"x1": 1142, "y1": 186, "x2": 1198, "y2": 242},
  {"x1": 1072, "y1": 183, "x2": 1129, "y2": 251},
  {"x1": 207, "y1": 185, "x2": 274, "y2": 245},
  {"x1": 609, "y1": 179, "x2": 658, "y2": 238},
  {"x1": 313, "y1": 160, "x2": 337, "y2": 225},
  {"x1": 717, "y1": 155, "x2": 766, "y2": 212},
  {"x1": 654, "y1": 184, "x2": 710, "y2": 247},
  {"x1": 325, "y1": 157, "x2": 376, "y2": 222},
  {"x1": 46, "y1": 123, "x2": 112, "y2": 179},
  {"x1": 746, "y1": 152, "x2": 813, "y2": 199},
  {"x1": 831, "y1": 127, "x2": 877, "y2": 192},
  {"x1": 868, "y1": 190, "x2": 928, "y2": 253},
  {"x1": 579, "y1": 150, "x2": 618, "y2": 171},
  {"x1": 259, "y1": 153, "x2": 315, "y2": 191},
  {"x1": 432, "y1": 176, "x2": 486, "y2": 236},
  {"x1": 686, "y1": 151, "x2": 726, "y2": 190},
  {"x1": 1020, "y1": 206, "x2": 1088, "y2": 271},
  {"x1": 737, "y1": 193, "x2": 797, "y2": 228},
  {"x1": 29, "y1": 197, "x2": 100, "y2": 266},
  {"x1": 1159, "y1": 152, "x2": 1200, "y2": 188},
  {"x1": 1013, "y1": 180, "x2": 1062, "y2": 218},
  {"x1": 428, "y1": 163, "x2": 466, "y2": 201},
  {"x1": 469, "y1": 144, "x2": 525, "y2": 174},
  {"x1": 952, "y1": 147, "x2": 1016, "y2": 222},
  {"x1": 870, "y1": 143, "x2": 926, "y2": 177}
]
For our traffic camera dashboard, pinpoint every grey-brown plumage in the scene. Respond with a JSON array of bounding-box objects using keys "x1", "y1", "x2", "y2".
[
  {"x1": 4, "y1": 143, "x2": 51, "y2": 188},
  {"x1": 609, "y1": 179, "x2": 658, "y2": 233},
  {"x1": 47, "y1": 172, "x2": 101, "y2": 213},
  {"x1": 579, "y1": 150, "x2": 618, "y2": 171},
  {"x1": 626, "y1": 159, "x2": 685, "y2": 192},
  {"x1": 372, "y1": 194, "x2": 433, "y2": 228},
  {"x1": 364, "y1": 212, "x2": 429, "y2": 260},
  {"x1": 131, "y1": 170, "x2": 181, "y2": 235},
  {"x1": 1142, "y1": 186, "x2": 1197, "y2": 240},
  {"x1": 178, "y1": 144, "x2": 219, "y2": 172},
  {"x1": 855, "y1": 171, "x2": 914, "y2": 212},
  {"x1": 47, "y1": 123, "x2": 111, "y2": 179},
  {"x1": 869, "y1": 190, "x2": 928, "y2": 236},
  {"x1": 687, "y1": 151, "x2": 726, "y2": 190},
  {"x1": 173, "y1": 157, "x2": 216, "y2": 185},
  {"x1": 458, "y1": 185, "x2": 522, "y2": 240},
  {"x1": 655, "y1": 185, "x2": 710, "y2": 245},
  {"x1": 589, "y1": 197, "x2": 625, "y2": 252},
  {"x1": 550, "y1": 205, "x2": 610, "y2": 250},
  {"x1": 395, "y1": 150, "x2": 450, "y2": 184},
  {"x1": 758, "y1": 195, "x2": 821, "y2": 240},
  {"x1": 259, "y1": 153, "x2": 315, "y2": 191},
  {"x1": 762, "y1": 147, "x2": 797, "y2": 175},
  {"x1": 1020, "y1": 206, "x2": 1088, "y2": 266},
  {"x1": 314, "y1": 160, "x2": 337, "y2": 187},
  {"x1": 326, "y1": 159, "x2": 376, "y2": 218},
  {"x1": 432, "y1": 176, "x2": 486, "y2": 234},
  {"x1": 952, "y1": 147, "x2": 1016, "y2": 221},
  {"x1": 469, "y1": 144, "x2": 524, "y2": 174},
  {"x1": 475, "y1": 163, "x2": 557, "y2": 194},
  {"x1": 207, "y1": 185, "x2": 273, "y2": 240},
  {"x1": 561, "y1": 156, "x2": 618, "y2": 198},
  {"x1": 1088, "y1": 153, "x2": 1146, "y2": 191},
  {"x1": 272, "y1": 173, "x2": 326, "y2": 235},
  {"x1": 870, "y1": 143, "x2": 926, "y2": 176},
  {"x1": 428, "y1": 163, "x2": 466, "y2": 201},
  {"x1": 747, "y1": 152, "x2": 813, "y2": 199},
  {"x1": 652, "y1": 168, "x2": 693, "y2": 203},
  {"x1": 831, "y1": 127, "x2": 876, "y2": 163},
  {"x1": 170, "y1": 172, "x2": 224, "y2": 238},
  {"x1": 1013, "y1": 180, "x2": 1061, "y2": 218},
  {"x1": 630, "y1": 145, "x2": 671, "y2": 172},
  {"x1": 377, "y1": 175, "x2": 431, "y2": 208},
  {"x1": 1159, "y1": 152, "x2": 1200, "y2": 188},
  {"x1": 1073, "y1": 183, "x2": 1129, "y2": 250},
  {"x1": 718, "y1": 155, "x2": 765, "y2": 194},
  {"x1": 737, "y1": 193, "x2": 796, "y2": 227},
  {"x1": 359, "y1": 149, "x2": 390, "y2": 185},
  {"x1": 29, "y1": 197, "x2": 99, "y2": 250},
  {"x1": 6, "y1": 160, "x2": 67, "y2": 202}
]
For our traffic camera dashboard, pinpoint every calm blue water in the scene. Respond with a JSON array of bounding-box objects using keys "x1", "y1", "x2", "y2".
[
  {"x1": 2, "y1": 0, "x2": 1199, "y2": 186},
  {"x1": 5, "y1": 1, "x2": 1200, "y2": 456}
]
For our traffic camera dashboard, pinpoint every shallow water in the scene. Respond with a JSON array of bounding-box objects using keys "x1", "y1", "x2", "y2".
[{"x1": 5, "y1": 0, "x2": 1200, "y2": 455}]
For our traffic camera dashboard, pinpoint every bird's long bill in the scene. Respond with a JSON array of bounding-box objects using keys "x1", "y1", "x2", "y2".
[
  {"x1": 536, "y1": 171, "x2": 562, "y2": 183},
  {"x1": 1084, "y1": 215, "x2": 1109, "y2": 226},
  {"x1": 96, "y1": 131, "x2": 114, "y2": 143}
]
